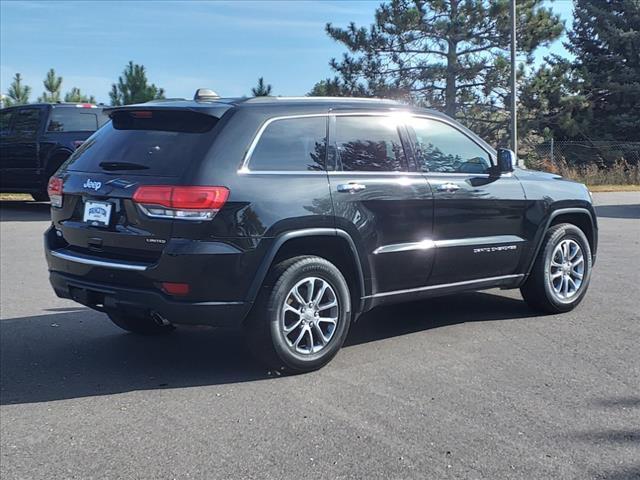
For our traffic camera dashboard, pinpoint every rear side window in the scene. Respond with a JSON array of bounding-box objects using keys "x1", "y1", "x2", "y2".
[
  {"x1": 249, "y1": 117, "x2": 327, "y2": 171},
  {"x1": 335, "y1": 116, "x2": 407, "y2": 172},
  {"x1": 11, "y1": 108, "x2": 42, "y2": 138},
  {"x1": 63, "y1": 110, "x2": 219, "y2": 177},
  {"x1": 409, "y1": 117, "x2": 492, "y2": 174},
  {"x1": 47, "y1": 109, "x2": 99, "y2": 132}
]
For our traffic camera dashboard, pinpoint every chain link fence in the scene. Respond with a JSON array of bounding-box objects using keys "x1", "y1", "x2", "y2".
[{"x1": 521, "y1": 140, "x2": 640, "y2": 185}]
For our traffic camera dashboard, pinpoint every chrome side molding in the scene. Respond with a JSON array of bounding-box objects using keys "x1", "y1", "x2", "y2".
[
  {"x1": 364, "y1": 274, "x2": 524, "y2": 299},
  {"x1": 373, "y1": 235, "x2": 525, "y2": 254}
]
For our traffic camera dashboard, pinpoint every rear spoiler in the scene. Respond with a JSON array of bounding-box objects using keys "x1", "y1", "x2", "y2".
[{"x1": 103, "y1": 103, "x2": 232, "y2": 118}]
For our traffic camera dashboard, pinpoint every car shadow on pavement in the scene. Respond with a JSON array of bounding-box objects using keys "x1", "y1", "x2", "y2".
[
  {"x1": 1, "y1": 291, "x2": 538, "y2": 405},
  {"x1": 595, "y1": 203, "x2": 640, "y2": 219},
  {"x1": 0, "y1": 200, "x2": 51, "y2": 222},
  {"x1": 347, "y1": 291, "x2": 535, "y2": 347}
]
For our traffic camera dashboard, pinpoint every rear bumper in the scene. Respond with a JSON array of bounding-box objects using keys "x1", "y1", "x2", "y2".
[
  {"x1": 49, "y1": 271, "x2": 250, "y2": 328},
  {"x1": 44, "y1": 226, "x2": 256, "y2": 328}
]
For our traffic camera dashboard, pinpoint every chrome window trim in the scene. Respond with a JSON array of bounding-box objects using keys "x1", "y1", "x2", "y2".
[
  {"x1": 373, "y1": 235, "x2": 525, "y2": 254},
  {"x1": 328, "y1": 171, "x2": 425, "y2": 176},
  {"x1": 363, "y1": 274, "x2": 524, "y2": 299},
  {"x1": 240, "y1": 113, "x2": 330, "y2": 172},
  {"x1": 237, "y1": 170, "x2": 327, "y2": 175},
  {"x1": 50, "y1": 249, "x2": 149, "y2": 271}
]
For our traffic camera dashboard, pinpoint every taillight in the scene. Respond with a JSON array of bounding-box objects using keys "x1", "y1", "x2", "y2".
[
  {"x1": 73, "y1": 140, "x2": 84, "y2": 149},
  {"x1": 132, "y1": 186, "x2": 229, "y2": 221},
  {"x1": 47, "y1": 176, "x2": 63, "y2": 207}
]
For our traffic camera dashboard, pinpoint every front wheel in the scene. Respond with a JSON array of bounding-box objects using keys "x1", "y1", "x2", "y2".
[
  {"x1": 521, "y1": 223, "x2": 593, "y2": 313},
  {"x1": 246, "y1": 256, "x2": 352, "y2": 374}
]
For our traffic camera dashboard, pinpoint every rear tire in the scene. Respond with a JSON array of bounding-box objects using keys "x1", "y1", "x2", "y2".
[
  {"x1": 521, "y1": 223, "x2": 592, "y2": 313},
  {"x1": 107, "y1": 312, "x2": 175, "y2": 335},
  {"x1": 245, "y1": 256, "x2": 351, "y2": 374}
]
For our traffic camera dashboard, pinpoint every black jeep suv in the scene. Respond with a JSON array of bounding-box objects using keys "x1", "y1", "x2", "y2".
[
  {"x1": 44, "y1": 94, "x2": 597, "y2": 373},
  {"x1": 0, "y1": 103, "x2": 108, "y2": 200}
]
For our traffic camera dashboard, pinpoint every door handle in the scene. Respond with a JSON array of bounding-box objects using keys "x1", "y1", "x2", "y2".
[
  {"x1": 436, "y1": 183, "x2": 460, "y2": 192},
  {"x1": 337, "y1": 182, "x2": 366, "y2": 193}
]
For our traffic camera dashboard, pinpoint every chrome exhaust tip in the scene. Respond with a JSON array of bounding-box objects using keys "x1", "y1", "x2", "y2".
[{"x1": 151, "y1": 311, "x2": 172, "y2": 327}]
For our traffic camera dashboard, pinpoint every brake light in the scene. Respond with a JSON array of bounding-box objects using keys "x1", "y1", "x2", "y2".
[
  {"x1": 130, "y1": 111, "x2": 153, "y2": 119},
  {"x1": 47, "y1": 176, "x2": 63, "y2": 207},
  {"x1": 133, "y1": 185, "x2": 229, "y2": 220}
]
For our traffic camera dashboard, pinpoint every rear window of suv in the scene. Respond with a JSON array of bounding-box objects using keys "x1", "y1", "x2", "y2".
[
  {"x1": 47, "y1": 108, "x2": 105, "y2": 132},
  {"x1": 63, "y1": 110, "x2": 219, "y2": 177}
]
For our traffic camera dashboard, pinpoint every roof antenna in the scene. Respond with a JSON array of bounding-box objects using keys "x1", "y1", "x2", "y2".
[{"x1": 194, "y1": 88, "x2": 220, "y2": 101}]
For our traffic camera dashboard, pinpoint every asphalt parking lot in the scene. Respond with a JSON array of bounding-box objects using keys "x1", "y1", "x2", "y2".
[{"x1": 1, "y1": 192, "x2": 639, "y2": 480}]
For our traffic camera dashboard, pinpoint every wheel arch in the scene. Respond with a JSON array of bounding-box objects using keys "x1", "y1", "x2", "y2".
[
  {"x1": 246, "y1": 228, "x2": 368, "y2": 317},
  {"x1": 44, "y1": 148, "x2": 73, "y2": 176},
  {"x1": 524, "y1": 207, "x2": 598, "y2": 278}
]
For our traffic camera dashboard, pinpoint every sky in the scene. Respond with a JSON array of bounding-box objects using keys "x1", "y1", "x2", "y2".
[{"x1": 0, "y1": 0, "x2": 574, "y2": 104}]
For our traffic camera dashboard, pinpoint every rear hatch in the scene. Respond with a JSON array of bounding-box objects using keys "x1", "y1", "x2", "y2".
[{"x1": 50, "y1": 106, "x2": 229, "y2": 265}]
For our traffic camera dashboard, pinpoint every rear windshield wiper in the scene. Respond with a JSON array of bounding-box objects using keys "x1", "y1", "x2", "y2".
[{"x1": 99, "y1": 161, "x2": 149, "y2": 171}]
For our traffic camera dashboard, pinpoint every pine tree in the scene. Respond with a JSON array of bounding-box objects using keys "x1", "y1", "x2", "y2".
[
  {"x1": 251, "y1": 77, "x2": 272, "y2": 96},
  {"x1": 566, "y1": 0, "x2": 640, "y2": 141},
  {"x1": 4, "y1": 73, "x2": 31, "y2": 106},
  {"x1": 109, "y1": 61, "x2": 165, "y2": 106},
  {"x1": 64, "y1": 87, "x2": 96, "y2": 104},
  {"x1": 308, "y1": 77, "x2": 365, "y2": 96},
  {"x1": 38, "y1": 68, "x2": 63, "y2": 103},
  {"x1": 323, "y1": 0, "x2": 563, "y2": 140}
]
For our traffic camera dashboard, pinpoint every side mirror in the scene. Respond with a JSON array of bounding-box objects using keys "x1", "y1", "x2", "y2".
[{"x1": 496, "y1": 148, "x2": 516, "y2": 173}]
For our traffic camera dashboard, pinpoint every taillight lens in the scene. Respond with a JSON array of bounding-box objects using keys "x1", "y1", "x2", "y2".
[
  {"x1": 132, "y1": 186, "x2": 229, "y2": 220},
  {"x1": 47, "y1": 176, "x2": 63, "y2": 207}
]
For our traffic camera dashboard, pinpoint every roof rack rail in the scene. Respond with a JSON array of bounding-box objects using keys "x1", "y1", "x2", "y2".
[{"x1": 242, "y1": 96, "x2": 404, "y2": 104}]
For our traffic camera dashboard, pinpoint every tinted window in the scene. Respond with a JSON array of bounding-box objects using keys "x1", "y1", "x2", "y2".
[
  {"x1": 63, "y1": 110, "x2": 219, "y2": 177},
  {"x1": 410, "y1": 117, "x2": 491, "y2": 173},
  {"x1": 11, "y1": 108, "x2": 42, "y2": 138},
  {"x1": 335, "y1": 116, "x2": 406, "y2": 172},
  {"x1": 47, "y1": 109, "x2": 99, "y2": 132},
  {"x1": 0, "y1": 110, "x2": 12, "y2": 136},
  {"x1": 249, "y1": 117, "x2": 327, "y2": 171}
]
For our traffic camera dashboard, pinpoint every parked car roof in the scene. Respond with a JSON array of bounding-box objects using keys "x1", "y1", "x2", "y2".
[{"x1": 104, "y1": 96, "x2": 445, "y2": 118}]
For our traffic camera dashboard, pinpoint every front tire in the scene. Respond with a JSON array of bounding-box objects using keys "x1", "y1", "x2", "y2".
[
  {"x1": 108, "y1": 312, "x2": 175, "y2": 335},
  {"x1": 246, "y1": 256, "x2": 352, "y2": 374},
  {"x1": 521, "y1": 223, "x2": 593, "y2": 313}
]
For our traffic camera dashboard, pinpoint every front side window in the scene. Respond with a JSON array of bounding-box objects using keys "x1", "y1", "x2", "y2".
[
  {"x1": 47, "y1": 109, "x2": 99, "y2": 132},
  {"x1": 11, "y1": 108, "x2": 42, "y2": 139},
  {"x1": 249, "y1": 116, "x2": 327, "y2": 171},
  {"x1": 409, "y1": 117, "x2": 492, "y2": 174},
  {"x1": 335, "y1": 116, "x2": 407, "y2": 172}
]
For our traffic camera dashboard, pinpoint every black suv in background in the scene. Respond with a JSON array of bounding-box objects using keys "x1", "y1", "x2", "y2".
[
  {"x1": 44, "y1": 94, "x2": 597, "y2": 373},
  {"x1": 0, "y1": 103, "x2": 108, "y2": 201}
]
